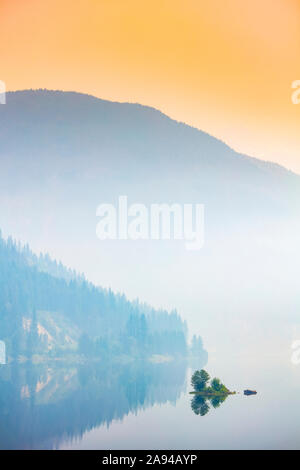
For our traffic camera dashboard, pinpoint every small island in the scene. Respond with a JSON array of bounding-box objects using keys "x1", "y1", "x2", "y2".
[
  {"x1": 190, "y1": 369, "x2": 236, "y2": 396},
  {"x1": 190, "y1": 369, "x2": 235, "y2": 416}
]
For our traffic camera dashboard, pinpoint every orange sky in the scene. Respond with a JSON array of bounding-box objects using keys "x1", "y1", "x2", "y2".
[{"x1": 1, "y1": 0, "x2": 300, "y2": 172}]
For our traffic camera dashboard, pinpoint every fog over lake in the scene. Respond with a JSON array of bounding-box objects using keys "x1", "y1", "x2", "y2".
[{"x1": 0, "y1": 91, "x2": 300, "y2": 449}]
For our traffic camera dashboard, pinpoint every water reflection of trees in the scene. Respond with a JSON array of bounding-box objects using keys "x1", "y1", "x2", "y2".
[
  {"x1": 0, "y1": 360, "x2": 187, "y2": 449},
  {"x1": 191, "y1": 393, "x2": 228, "y2": 416}
]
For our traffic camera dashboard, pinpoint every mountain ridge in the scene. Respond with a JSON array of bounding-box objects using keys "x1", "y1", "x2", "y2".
[{"x1": 3, "y1": 88, "x2": 298, "y2": 180}]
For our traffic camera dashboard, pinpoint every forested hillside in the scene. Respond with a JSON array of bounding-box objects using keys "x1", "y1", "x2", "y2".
[{"x1": 0, "y1": 232, "x2": 204, "y2": 361}]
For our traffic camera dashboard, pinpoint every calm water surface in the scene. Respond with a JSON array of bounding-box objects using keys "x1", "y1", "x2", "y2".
[{"x1": 0, "y1": 329, "x2": 300, "y2": 450}]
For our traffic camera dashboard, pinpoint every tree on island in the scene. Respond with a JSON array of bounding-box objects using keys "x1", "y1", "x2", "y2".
[
  {"x1": 210, "y1": 377, "x2": 229, "y2": 394},
  {"x1": 211, "y1": 377, "x2": 222, "y2": 391},
  {"x1": 191, "y1": 369, "x2": 210, "y2": 391}
]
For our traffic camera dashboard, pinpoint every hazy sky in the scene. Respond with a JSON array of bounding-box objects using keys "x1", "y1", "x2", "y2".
[{"x1": 1, "y1": 0, "x2": 300, "y2": 172}]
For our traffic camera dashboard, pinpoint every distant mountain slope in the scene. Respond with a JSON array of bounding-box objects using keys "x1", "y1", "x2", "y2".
[
  {"x1": 0, "y1": 90, "x2": 299, "y2": 214},
  {"x1": 0, "y1": 88, "x2": 299, "y2": 235}
]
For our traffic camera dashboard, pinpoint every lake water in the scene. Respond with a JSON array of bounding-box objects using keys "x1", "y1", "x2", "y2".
[{"x1": 1, "y1": 327, "x2": 300, "y2": 450}]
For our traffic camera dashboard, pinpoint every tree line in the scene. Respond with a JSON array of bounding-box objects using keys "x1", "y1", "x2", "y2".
[{"x1": 0, "y1": 232, "x2": 199, "y2": 360}]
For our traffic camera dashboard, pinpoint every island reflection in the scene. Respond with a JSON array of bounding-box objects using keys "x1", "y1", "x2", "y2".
[{"x1": 190, "y1": 369, "x2": 233, "y2": 417}]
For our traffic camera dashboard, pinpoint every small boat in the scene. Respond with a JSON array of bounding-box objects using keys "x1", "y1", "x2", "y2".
[{"x1": 244, "y1": 389, "x2": 257, "y2": 395}]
